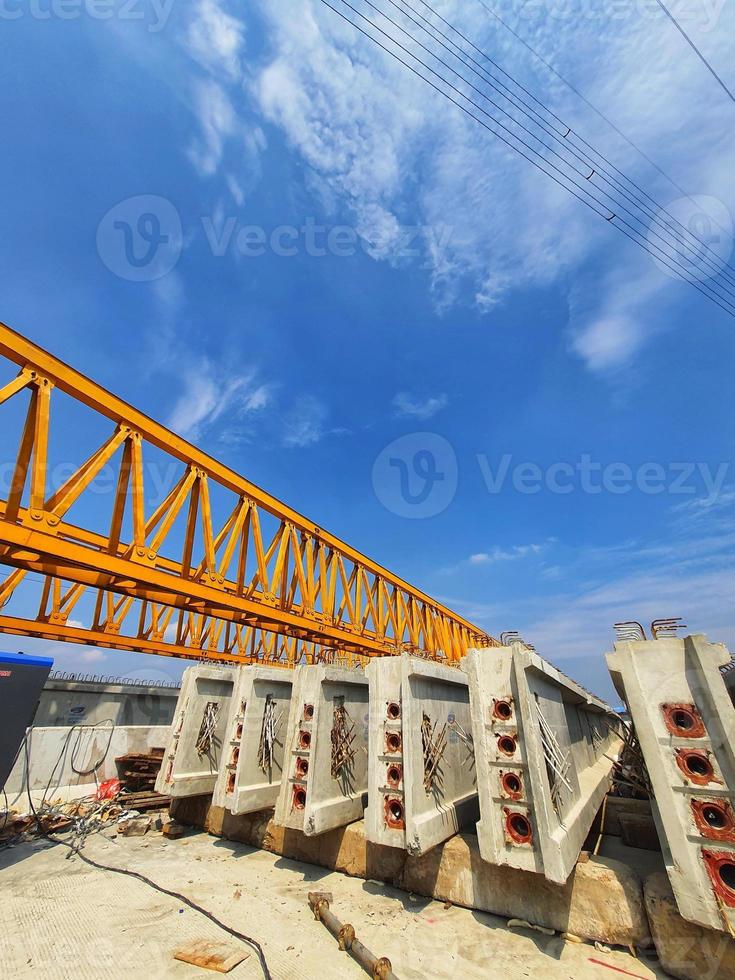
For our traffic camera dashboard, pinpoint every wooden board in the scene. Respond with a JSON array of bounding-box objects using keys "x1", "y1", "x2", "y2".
[{"x1": 173, "y1": 939, "x2": 249, "y2": 973}]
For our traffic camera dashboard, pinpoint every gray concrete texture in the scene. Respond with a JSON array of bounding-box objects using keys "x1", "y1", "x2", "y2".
[
  {"x1": 464, "y1": 643, "x2": 619, "y2": 884},
  {"x1": 156, "y1": 665, "x2": 237, "y2": 798},
  {"x1": 365, "y1": 655, "x2": 478, "y2": 856},
  {"x1": 607, "y1": 633, "x2": 735, "y2": 933},
  {"x1": 274, "y1": 663, "x2": 369, "y2": 835},
  {"x1": 211, "y1": 665, "x2": 293, "y2": 815},
  {"x1": 33, "y1": 676, "x2": 179, "y2": 727}
]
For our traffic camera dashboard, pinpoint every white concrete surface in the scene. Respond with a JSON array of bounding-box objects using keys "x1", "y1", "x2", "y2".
[
  {"x1": 275, "y1": 664, "x2": 369, "y2": 836},
  {"x1": 3, "y1": 724, "x2": 171, "y2": 805},
  {"x1": 0, "y1": 830, "x2": 670, "y2": 980},
  {"x1": 212, "y1": 666, "x2": 294, "y2": 815},
  {"x1": 366, "y1": 656, "x2": 478, "y2": 856},
  {"x1": 156, "y1": 665, "x2": 237, "y2": 798},
  {"x1": 465, "y1": 644, "x2": 620, "y2": 884},
  {"x1": 607, "y1": 633, "x2": 735, "y2": 933}
]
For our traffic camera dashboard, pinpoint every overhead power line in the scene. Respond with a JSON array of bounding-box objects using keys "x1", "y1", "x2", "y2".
[
  {"x1": 388, "y1": 0, "x2": 735, "y2": 296},
  {"x1": 652, "y1": 0, "x2": 735, "y2": 106},
  {"x1": 471, "y1": 0, "x2": 735, "y2": 284},
  {"x1": 316, "y1": 0, "x2": 735, "y2": 319}
]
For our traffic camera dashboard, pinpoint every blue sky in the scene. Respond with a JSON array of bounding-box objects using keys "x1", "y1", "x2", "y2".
[{"x1": 1, "y1": 0, "x2": 734, "y2": 702}]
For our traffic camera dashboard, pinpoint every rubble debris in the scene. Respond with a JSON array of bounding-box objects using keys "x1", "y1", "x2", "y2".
[
  {"x1": 115, "y1": 748, "x2": 165, "y2": 792},
  {"x1": 118, "y1": 816, "x2": 151, "y2": 837}
]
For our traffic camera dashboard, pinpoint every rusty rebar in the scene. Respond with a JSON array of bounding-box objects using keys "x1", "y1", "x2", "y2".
[{"x1": 307, "y1": 892, "x2": 398, "y2": 979}]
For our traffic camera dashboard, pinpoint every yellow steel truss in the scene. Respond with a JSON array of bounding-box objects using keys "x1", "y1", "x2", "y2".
[{"x1": 0, "y1": 322, "x2": 495, "y2": 667}]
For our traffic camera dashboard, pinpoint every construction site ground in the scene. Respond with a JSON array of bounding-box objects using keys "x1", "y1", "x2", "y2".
[{"x1": 0, "y1": 828, "x2": 669, "y2": 980}]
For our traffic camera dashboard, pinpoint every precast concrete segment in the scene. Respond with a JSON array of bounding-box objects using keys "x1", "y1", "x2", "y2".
[
  {"x1": 274, "y1": 664, "x2": 369, "y2": 836},
  {"x1": 365, "y1": 656, "x2": 478, "y2": 855},
  {"x1": 607, "y1": 633, "x2": 735, "y2": 933},
  {"x1": 155, "y1": 665, "x2": 236, "y2": 798},
  {"x1": 464, "y1": 644, "x2": 619, "y2": 884},
  {"x1": 212, "y1": 666, "x2": 294, "y2": 815}
]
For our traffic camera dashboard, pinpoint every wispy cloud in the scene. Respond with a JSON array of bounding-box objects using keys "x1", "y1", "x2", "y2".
[
  {"x1": 280, "y1": 394, "x2": 328, "y2": 448},
  {"x1": 167, "y1": 361, "x2": 271, "y2": 441},
  {"x1": 392, "y1": 391, "x2": 448, "y2": 420}
]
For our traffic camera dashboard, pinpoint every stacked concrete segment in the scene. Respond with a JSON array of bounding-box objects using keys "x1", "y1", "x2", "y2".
[
  {"x1": 464, "y1": 644, "x2": 619, "y2": 884},
  {"x1": 212, "y1": 666, "x2": 294, "y2": 815},
  {"x1": 155, "y1": 664, "x2": 236, "y2": 798},
  {"x1": 607, "y1": 633, "x2": 735, "y2": 932},
  {"x1": 365, "y1": 656, "x2": 478, "y2": 856},
  {"x1": 274, "y1": 664, "x2": 369, "y2": 836}
]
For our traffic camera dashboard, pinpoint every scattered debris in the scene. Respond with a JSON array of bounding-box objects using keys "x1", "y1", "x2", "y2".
[
  {"x1": 507, "y1": 918, "x2": 555, "y2": 936},
  {"x1": 162, "y1": 820, "x2": 188, "y2": 839},
  {"x1": 115, "y1": 749, "x2": 165, "y2": 792},
  {"x1": 118, "y1": 816, "x2": 151, "y2": 837},
  {"x1": 173, "y1": 938, "x2": 250, "y2": 973}
]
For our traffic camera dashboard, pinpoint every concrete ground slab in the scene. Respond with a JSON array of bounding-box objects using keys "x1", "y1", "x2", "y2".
[
  {"x1": 464, "y1": 644, "x2": 620, "y2": 883},
  {"x1": 212, "y1": 666, "x2": 293, "y2": 815},
  {"x1": 608, "y1": 634, "x2": 735, "y2": 933},
  {"x1": 156, "y1": 665, "x2": 236, "y2": 798},
  {"x1": 0, "y1": 830, "x2": 669, "y2": 980},
  {"x1": 274, "y1": 664, "x2": 369, "y2": 836}
]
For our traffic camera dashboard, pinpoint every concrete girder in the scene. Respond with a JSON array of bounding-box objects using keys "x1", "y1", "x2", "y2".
[
  {"x1": 155, "y1": 665, "x2": 236, "y2": 798},
  {"x1": 365, "y1": 656, "x2": 478, "y2": 856},
  {"x1": 274, "y1": 664, "x2": 369, "y2": 836},
  {"x1": 464, "y1": 644, "x2": 620, "y2": 884},
  {"x1": 607, "y1": 633, "x2": 735, "y2": 932},
  {"x1": 212, "y1": 666, "x2": 294, "y2": 815}
]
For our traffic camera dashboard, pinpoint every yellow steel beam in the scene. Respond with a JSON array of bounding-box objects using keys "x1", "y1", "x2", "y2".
[{"x1": 0, "y1": 321, "x2": 496, "y2": 662}]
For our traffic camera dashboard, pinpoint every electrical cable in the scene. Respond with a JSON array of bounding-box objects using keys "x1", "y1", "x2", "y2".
[
  {"x1": 396, "y1": 0, "x2": 735, "y2": 293},
  {"x1": 375, "y1": 0, "x2": 735, "y2": 295},
  {"x1": 475, "y1": 0, "x2": 735, "y2": 250},
  {"x1": 651, "y1": 0, "x2": 735, "y2": 105},
  {"x1": 317, "y1": 0, "x2": 735, "y2": 318},
  {"x1": 20, "y1": 733, "x2": 273, "y2": 980},
  {"x1": 418, "y1": 0, "x2": 735, "y2": 288}
]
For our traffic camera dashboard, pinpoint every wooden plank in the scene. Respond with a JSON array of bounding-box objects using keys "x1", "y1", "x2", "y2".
[{"x1": 173, "y1": 939, "x2": 249, "y2": 973}]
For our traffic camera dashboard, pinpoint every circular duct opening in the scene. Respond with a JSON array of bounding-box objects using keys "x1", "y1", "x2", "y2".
[
  {"x1": 296, "y1": 757, "x2": 309, "y2": 777},
  {"x1": 293, "y1": 787, "x2": 307, "y2": 810},
  {"x1": 386, "y1": 732, "x2": 402, "y2": 753},
  {"x1": 502, "y1": 772, "x2": 522, "y2": 797},
  {"x1": 685, "y1": 753, "x2": 712, "y2": 778},
  {"x1": 299, "y1": 730, "x2": 312, "y2": 749},
  {"x1": 386, "y1": 702, "x2": 401, "y2": 720},
  {"x1": 303, "y1": 704, "x2": 314, "y2": 721},
  {"x1": 506, "y1": 811, "x2": 533, "y2": 844},
  {"x1": 494, "y1": 700, "x2": 513, "y2": 721},
  {"x1": 719, "y1": 862, "x2": 735, "y2": 893},
  {"x1": 498, "y1": 735, "x2": 517, "y2": 757},
  {"x1": 385, "y1": 798, "x2": 404, "y2": 826},
  {"x1": 702, "y1": 804, "x2": 729, "y2": 830},
  {"x1": 387, "y1": 764, "x2": 402, "y2": 787},
  {"x1": 672, "y1": 708, "x2": 695, "y2": 732}
]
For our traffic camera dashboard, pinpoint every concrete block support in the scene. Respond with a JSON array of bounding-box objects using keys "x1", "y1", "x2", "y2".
[
  {"x1": 607, "y1": 633, "x2": 735, "y2": 933},
  {"x1": 464, "y1": 644, "x2": 619, "y2": 884},
  {"x1": 365, "y1": 656, "x2": 478, "y2": 856},
  {"x1": 274, "y1": 664, "x2": 369, "y2": 836},
  {"x1": 155, "y1": 665, "x2": 236, "y2": 798},
  {"x1": 212, "y1": 666, "x2": 293, "y2": 815}
]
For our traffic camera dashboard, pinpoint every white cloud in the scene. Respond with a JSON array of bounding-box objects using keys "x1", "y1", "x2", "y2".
[
  {"x1": 187, "y1": 78, "x2": 238, "y2": 177},
  {"x1": 186, "y1": 0, "x2": 245, "y2": 80},
  {"x1": 167, "y1": 361, "x2": 271, "y2": 441},
  {"x1": 469, "y1": 543, "x2": 547, "y2": 565},
  {"x1": 392, "y1": 391, "x2": 448, "y2": 420},
  {"x1": 281, "y1": 395, "x2": 328, "y2": 448}
]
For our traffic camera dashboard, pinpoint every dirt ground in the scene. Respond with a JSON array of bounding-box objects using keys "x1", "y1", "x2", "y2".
[{"x1": 0, "y1": 828, "x2": 669, "y2": 979}]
